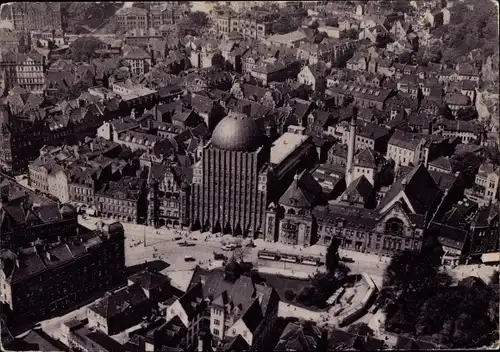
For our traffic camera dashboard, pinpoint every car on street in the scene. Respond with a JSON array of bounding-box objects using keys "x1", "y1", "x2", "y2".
[
  {"x1": 213, "y1": 252, "x2": 226, "y2": 260},
  {"x1": 184, "y1": 256, "x2": 196, "y2": 262},
  {"x1": 178, "y1": 241, "x2": 195, "y2": 247},
  {"x1": 174, "y1": 237, "x2": 182, "y2": 241},
  {"x1": 340, "y1": 256, "x2": 355, "y2": 263}
]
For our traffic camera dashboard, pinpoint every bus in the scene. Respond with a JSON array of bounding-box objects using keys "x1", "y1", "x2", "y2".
[
  {"x1": 301, "y1": 256, "x2": 321, "y2": 266},
  {"x1": 280, "y1": 255, "x2": 299, "y2": 263},
  {"x1": 258, "y1": 250, "x2": 281, "y2": 261}
]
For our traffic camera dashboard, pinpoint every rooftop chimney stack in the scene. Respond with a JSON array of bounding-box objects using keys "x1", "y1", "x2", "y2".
[{"x1": 346, "y1": 106, "x2": 358, "y2": 186}]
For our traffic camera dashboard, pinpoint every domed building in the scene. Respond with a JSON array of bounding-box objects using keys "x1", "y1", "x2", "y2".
[{"x1": 190, "y1": 112, "x2": 271, "y2": 237}]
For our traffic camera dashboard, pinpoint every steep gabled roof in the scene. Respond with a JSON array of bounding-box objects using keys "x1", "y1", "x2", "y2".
[
  {"x1": 279, "y1": 171, "x2": 323, "y2": 208},
  {"x1": 353, "y1": 148, "x2": 377, "y2": 169},
  {"x1": 341, "y1": 175, "x2": 373, "y2": 204},
  {"x1": 377, "y1": 164, "x2": 442, "y2": 215}
]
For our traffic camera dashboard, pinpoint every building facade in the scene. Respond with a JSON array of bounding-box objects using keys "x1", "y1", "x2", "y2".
[
  {"x1": 96, "y1": 177, "x2": 147, "y2": 224},
  {"x1": 147, "y1": 163, "x2": 191, "y2": 228},
  {"x1": 0, "y1": 177, "x2": 79, "y2": 249},
  {"x1": 0, "y1": 222, "x2": 125, "y2": 325},
  {"x1": 0, "y1": 51, "x2": 46, "y2": 93},
  {"x1": 11, "y1": 3, "x2": 62, "y2": 31},
  {"x1": 190, "y1": 113, "x2": 270, "y2": 237}
]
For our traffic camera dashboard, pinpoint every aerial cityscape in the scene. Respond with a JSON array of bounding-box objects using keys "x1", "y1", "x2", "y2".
[{"x1": 0, "y1": 1, "x2": 498, "y2": 351}]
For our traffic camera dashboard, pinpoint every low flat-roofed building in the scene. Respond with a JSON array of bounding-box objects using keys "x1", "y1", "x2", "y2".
[
  {"x1": 270, "y1": 133, "x2": 310, "y2": 165},
  {"x1": 266, "y1": 30, "x2": 308, "y2": 48},
  {"x1": 269, "y1": 131, "x2": 318, "y2": 193},
  {"x1": 112, "y1": 82, "x2": 157, "y2": 101},
  {"x1": 65, "y1": 320, "x2": 124, "y2": 352}
]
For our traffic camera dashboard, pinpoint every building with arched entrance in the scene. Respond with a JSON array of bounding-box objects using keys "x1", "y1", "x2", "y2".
[{"x1": 190, "y1": 112, "x2": 270, "y2": 238}]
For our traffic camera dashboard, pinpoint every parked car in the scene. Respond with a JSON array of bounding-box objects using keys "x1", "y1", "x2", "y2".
[
  {"x1": 174, "y1": 236, "x2": 182, "y2": 241},
  {"x1": 178, "y1": 241, "x2": 195, "y2": 247},
  {"x1": 340, "y1": 256, "x2": 355, "y2": 263},
  {"x1": 222, "y1": 243, "x2": 237, "y2": 251},
  {"x1": 213, "y1": 252, "x2": 226, "y2": 260}
]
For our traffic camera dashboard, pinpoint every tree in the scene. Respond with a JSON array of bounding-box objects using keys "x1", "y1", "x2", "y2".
[
  {"x1": 379, "y1": 250, "x2": 449, "y2": 309},
  {"x1": 297, "y1": 285, "x2": 317, "y2": 305},
  {"x1": 212, "y1": 53, "x2": 225, "y2": 70},
  {"x1": 436, "y1": 0, "x2": 498, "y2": 65},
  {"x1": 177, "y1": 11, "x2": 210, "y2": 36},
  {"x1": 325, "y1": 238, "x2": 340, "y2": 273},
  {"x1": 398, "y1": 51, "x2": 414, "y2": 65},
  {"x1": 272, "y1": 7, "x2": 307, "y2": 34},
  {"x1": 70, "y1": 36, "x2": 105, "y2": 62},
  {"x1": 313, "y1": 31, "x2": 327, "y2": 44},
  {"x1": 341, "y1": 28, "x2": 358, "y2": 40},
  {"x1": 416, "y1": 43, "x2": 442, "y2": 65},
  {"x1": 284, "y1": 289, "x2": 296, "y2": 301},
  {"x1": 375, "y1": 34, "x2": 392, "y2": 48},
  {"x1": 233, "y1": 246, "x2": 251, "y2": 263},
  {"x1": 450, "y1": 152, "x2": 482, "y2": 173},
  {"x1": 456, "y1": 106, "x2": 478, "y2": 121}
]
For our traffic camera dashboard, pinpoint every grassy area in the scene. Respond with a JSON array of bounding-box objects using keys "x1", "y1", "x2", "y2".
[{"x1": 256, "y1": 272, "x2": 329, "y2": 312}]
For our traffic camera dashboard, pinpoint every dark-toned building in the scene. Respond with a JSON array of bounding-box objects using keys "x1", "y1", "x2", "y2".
[
  {"x1": 147, "y1": 163, "x2": 191, "y2": 228},
  {"x1": 11, "y1": 3, "x2": 62, "y2": 31},
  {"x1": 96, "y1": 177, "x2": 147, "y2": 224},
  {"x1": 0, "y1": 222, "x2": 126, "y2": 326},
  {"x1": 190, "y1": 113, "x2": 271, "y2": 237},
  {"x1": 326, "y1": 81, "x2": 393, "y2": 110},
  {"x1": 0, "y1": 102, "x2": 106, "y2": 173},
  {"x1": 0, "y1": 176, "x2": 78, "y2": 249}
]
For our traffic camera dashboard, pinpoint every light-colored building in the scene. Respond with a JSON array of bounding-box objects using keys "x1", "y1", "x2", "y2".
[
  {"x1": 386, "y1": 130, "x2": 426, "y2": 167},
  {"x1": 0, "y1": 51, "x2": 46, "y2": 93},
  {"x1": 473, "y1": 163, "x2": 500, "y2": 204},
  {"x1": 122, "y1": 46, "x2": 152, "y2": 75}
]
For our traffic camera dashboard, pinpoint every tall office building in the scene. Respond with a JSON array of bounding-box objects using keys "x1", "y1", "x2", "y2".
[{"x1": 190, "y1": 113, "x2": 271, "y2": 237}]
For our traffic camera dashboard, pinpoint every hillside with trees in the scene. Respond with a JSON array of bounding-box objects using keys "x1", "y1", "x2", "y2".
[
  {"x1": 431, "y1": 0, "x2": 498, "y2": 66},
  {"x1": 61, "y1": 2, "x2": 124, "y2": 34}
]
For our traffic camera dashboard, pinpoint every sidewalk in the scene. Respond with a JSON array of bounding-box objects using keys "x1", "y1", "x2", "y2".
[
  {"x1": 257, "y1": 266, "x2": 315, "y2": 279},
  {"x1": 253, "y1": 239, "x2": 391, "y2": 265}
]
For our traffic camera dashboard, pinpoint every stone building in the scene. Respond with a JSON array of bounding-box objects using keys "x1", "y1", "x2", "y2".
[
  {"x1": 0, "y1": 177, "x2": 79, "y2": 249},
  {"x1": 96, "y1": 177, "x2": 147, "y2": 224},
  {"x1": 0, "y1": 51, "x2": 46, "y2": 93},
  {"x1": 265, "y1": 171, "x2": 325, "y2": 246},
  {"x1": 11, "y1": 3, "x2": 62, "y2": 31},
  {"x1": 166, "y1": 263, "x2": 280, "y2": 351},
  {"x1": 147, "y1": 163, "x2": 191, "y2": 228},
  {"x1": 0, "y1": 222, "x2": 125, "y2": 325}
]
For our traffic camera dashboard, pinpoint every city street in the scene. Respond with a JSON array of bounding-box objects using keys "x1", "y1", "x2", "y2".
[{"x1": 77, "y1": 216, "x2": 387, "y2": 286}]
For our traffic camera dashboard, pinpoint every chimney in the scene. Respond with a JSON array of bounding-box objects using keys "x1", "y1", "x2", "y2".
[{"x1": 346, "y1": 106, "x2": 358, "y2": 186}]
